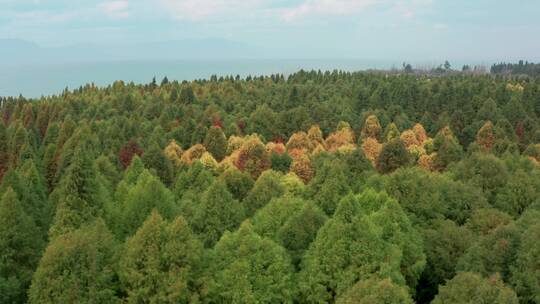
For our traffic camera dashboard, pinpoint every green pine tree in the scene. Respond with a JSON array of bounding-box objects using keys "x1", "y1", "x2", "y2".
[
  {"x1": 29, "y1": 220, "x2": 119, "y2": 304},
  {"x1": 119, "y1": 210, "x2": 203, "y2": 303},
  {"x1": 203, "y1": 221, "x2": 296, "y2": 303},
  {"x1": 298, "y1": 189, "x2": 425, "y2": 302},
  {"x1": 0, "y1": 188, "x2": 44, "y2": 304},
  {"x1": 243, "y1": 170, "x2": 284, "y2": 217},
  {"x1": 118, "y1": 170, "x2": 177, "y2": 239},
  {"x1": 48, "y1": 147, "x2": 106, "y2": 239},
  {"x1": 307, "y1": 161, "x2": 351, "y2": 215},
  {"x1": 192, "y1": 180, "x2": 245, "y2": 247},
  {"x1": 376, "y1": 138, "x2": 410, "y2": 174},
  {"x1": 219, "y1": 168, "x2": 254, "y2": 201},
  {"x1": 252, "y1": 196, "x2": 327, "y2": 265},
  {"x1": 141, "y1": 142, "x2": 174, "y2": 186},
  {"x1": 203, "y1": 126, "x2": 228, "y2": 161}
]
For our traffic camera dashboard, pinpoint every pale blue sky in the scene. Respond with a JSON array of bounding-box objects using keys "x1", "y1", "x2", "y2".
[{"x1": 1, "y1": 0, "x2": 539, "y2": 61}]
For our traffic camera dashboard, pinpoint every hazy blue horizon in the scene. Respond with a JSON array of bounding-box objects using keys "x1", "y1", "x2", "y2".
[
  {"x1": 0, "y1": 58, "x2": 495, "y2": 98},
  {"x1": 2, "y1": 1, "x2": 540, "y2": 62},
  {"x1": 3, "y1": 1, "x2": 539, "y2": 98}
]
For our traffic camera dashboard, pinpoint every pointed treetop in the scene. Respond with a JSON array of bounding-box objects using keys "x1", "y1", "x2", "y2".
[{"x1": 361, "y1": 115, "x2": 382, "y2": 141}]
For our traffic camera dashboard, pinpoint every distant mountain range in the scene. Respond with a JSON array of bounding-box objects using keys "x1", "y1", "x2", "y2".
[{"x1": 0, "y1": 38, "x2": 270, "y2": 64}]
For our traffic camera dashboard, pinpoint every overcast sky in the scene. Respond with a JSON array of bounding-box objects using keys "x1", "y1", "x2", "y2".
[{"x1": 1, "y1": 0, "x2": 540, "y2": 61}]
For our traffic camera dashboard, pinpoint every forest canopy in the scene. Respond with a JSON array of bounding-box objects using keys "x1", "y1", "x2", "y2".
[{"x1": 1, "y1": 68, "x2": 540, "y2": 303}]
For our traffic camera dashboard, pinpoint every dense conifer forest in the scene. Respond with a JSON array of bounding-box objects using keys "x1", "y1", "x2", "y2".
[{"x1": 1, "y1": 69, "x2": 540, "y2": 303}]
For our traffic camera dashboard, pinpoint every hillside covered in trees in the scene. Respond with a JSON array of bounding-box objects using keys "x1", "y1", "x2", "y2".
[{"x1": 1, "y1": 70, "x2": 540, "y2": 303}]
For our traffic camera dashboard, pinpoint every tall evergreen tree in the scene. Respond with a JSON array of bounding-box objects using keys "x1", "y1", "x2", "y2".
[
  {"x1": 252, "y1": 196, "x2": 327, "y2": 265},
  {"x1": 173, "y1": 161, "x2": 215, "y2": 219},
  {"x1": 179, "y1": 86, "x2": 196, "y2": 104},
  {"x1": 0, "y1": 163, "x2": 51, "y2": 236},
  {"x1": 307, "y1": 161, "x2": 351, "y2": 215},
  {"x1": 0, "y1": 188, "x2": 44, "y2": 304},
  {"x1": 203, "y1": 222, "x2": 296, "y2": 303},
  {"x1": 113, "y1": 155, "x2": 145, "y2": 204},
  {"x1": 141, "y1": 142, "x2": 174, "y2": 186},
  {"x1": 450, "y1": 153, "x2": 509, "y2": 204},
  {"x1": 376, "y1": 138, "x2": 410, "y2": 174},
  {"x1": 433, "y1": 127, "x2": 463, "y2": 171},
  {"x1": 271, "y1": 150, "x2": 292, "y2": 173},
  {"x1": 119, "y1": 211, "x2": 203, "y2": 303},
  {"x1": 477, "y1": 98, "x2": 502, "y2": 123},
  {"x1": 29, "y1": 220, "x2": 119, "y2": 304},
  {"x1": 118, "y1": 170, "x2": 177, "y2": 239},
  {"x1": 8, "y1": 123, "x2": 30, "y2": 167},
  {"x1": 94, "y1": 155, "x2": 121, "y2": 190},
  {"x1": 53, "y1": 126, "x2": 99, "y2": 187},
  {"x1": 299, "y1": 190, "x2": 425, "y2": 302},
  {"x1": 42, "y1": 143, "x2": 57, "y2": 190},
  {"x1": 48, "y1": 147, "x2": 106, "y2": 239},
  {"x1": 246, "y1": 105, "x2": 278, "y2": 142},
  {"x1": 203, "y1": 126, "x2": 228, "y2": 161},
  {"x1": 219, "y1": 168, "x2": 254, "y2": 201},
  {"x1": 288, "y1": 86, "x2": 301, "y2": 108},
  {"x1": 192, "y1": 180, "x2": 245, "y2": 247},
  {"x1": 18, "y1": 159, "x2": 51, "y2": 235},
  {"x1": 242, "y1": 170, "x2": 284, "y2": 217}
]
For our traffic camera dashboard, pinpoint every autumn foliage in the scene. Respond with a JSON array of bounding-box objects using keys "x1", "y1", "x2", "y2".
[
  {"x1": 234, "y1": 137, "x2": 271, "y2": 179},
  {"x1": 413, "y1": 123, "x2": 428, "y2": 143},
  {"x1": 2, "y1": 71, "x2": 540, "y2": 304},
  {"x1": 119, "y1": 140, "x2": 143, "y2": 169},
  {"x1": 180, "y1": 144, "x2": 207, "y2": 165},
  {"x1": 163, "y1": 140, "x2": 183, "y2": 166},
  {"x1": 361, "y1": 137, "x2": 382, "y2": 164},
  {"x1": 476, "y1": 121, "x2": 496, "y2": 151},
  {"x1": 290, "y1": 156, "x2": 315, "y2": 184},
  {"x1": 325, "y1": 122, "x2": 355, "y2": 152},
  {"x1": 400, "y1": 130, "x2": 420, "y2": 148},
  {"x1": 361, "y1": 115, "x2": 382, "y2": 140},
  {"x1": 286, "y1": 131, "x2": 311, "y2": 151}
]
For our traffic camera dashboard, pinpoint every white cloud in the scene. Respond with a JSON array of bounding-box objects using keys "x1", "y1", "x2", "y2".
[
  {"x1": 280, "y1": 0, "x2": 435, "y2": 22},
  {"x1": 281, "y1": 0, "x2": 381, "y2": 21},
  {"x1": 136, "y1": 0, "x2": 436, "y2": 24},
  {"x1": 160, "y1": 0, "x2": 268, "y2": 21},
  {"x1": 99, "y1": 0, "x2": 130, "y2": 18}
]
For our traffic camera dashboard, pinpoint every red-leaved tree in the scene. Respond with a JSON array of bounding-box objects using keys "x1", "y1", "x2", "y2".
[{"x1": 119, "y1": 140, "x2": 144, "y2": 169}]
